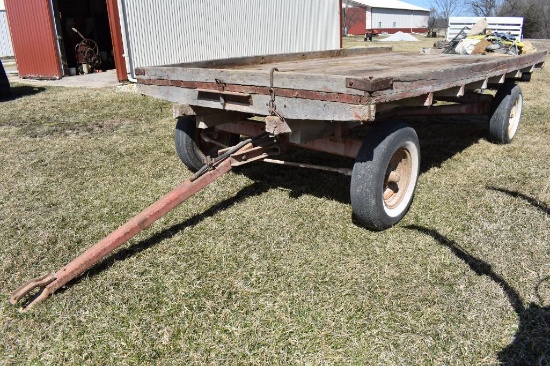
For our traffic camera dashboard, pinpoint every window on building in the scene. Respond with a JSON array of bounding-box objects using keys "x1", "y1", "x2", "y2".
[
  {"x1": 378, "y1": 22, "x2": 382, "y2": 28},
  {"x1": 393, "y1": 22, "x2": 397, "y2": 28}
]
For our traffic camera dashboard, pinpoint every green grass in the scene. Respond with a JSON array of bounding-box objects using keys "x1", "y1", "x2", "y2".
[{"x1": 0, "y1": 38, "x2": 548, "y2": 365}]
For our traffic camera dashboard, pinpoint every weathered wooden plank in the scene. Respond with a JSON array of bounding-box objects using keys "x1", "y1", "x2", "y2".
[
  {"x1": 137, "y1": 67, "x2": 365, "y2": 96},
  {"x1": 140, "y1": 51, "x2": 545, "y2": 106},
  {"x1": 205, "y1": 52, "x2": 474, "y2": 77},
  {"x1": 137, "y1": 49, "x2": 547, "y2": 122},
  {"x1": 139, "y1": 78, "x2": 369, "y2": 104},
  {"x1": 138, "y1": 84, "x2": 376, "y2": 121},
  {"x1": 372, "y1": 51, "x2": 547, "y2": 102},
  {"x1": 346, "y1": 77, "x2": 393, "y2": 92},
  {"x1": 152, "y1": 47, "x2": 393, "y2": 69},
  {"x1": 388, "y1": 51, "x2": 546, "y2": 85},
  {"x1": 138, "y1": 51, "x2": 546, "y2": 100}
]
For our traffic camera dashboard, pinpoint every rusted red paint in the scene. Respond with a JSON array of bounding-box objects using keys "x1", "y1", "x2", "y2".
[
  {"x1": 4, "y1": 0, "x2": 62, "y2": 79},
  {"x1": 215, "y1": 119, "x2": 362, "y2": 159},
  {"x1": 139, "y1": 78, "x2": 369, "y2": 104},
  {"x1": 294, "y1": 136, "x2": 362, "y2": 158},
  {"x1": 375, "y1": 28, "x2": 428, "y2": 34},
  {"x1": 216, "y1": 120, "x2": 266, "y2": 137},
  {"x1": 11, "y1": 143, "x2": 260, "y2": 308},
  {"x1": 380, "y1": 102, "x2": 492, "y2": 120},
  {"x1": 106, "y1": 0, "x2": 128, "y2": 82}
]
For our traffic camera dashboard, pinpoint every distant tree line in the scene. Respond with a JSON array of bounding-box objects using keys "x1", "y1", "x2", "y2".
[
  {"x1": 429, "y1": 0, "x2": 550, "y2": 38},
  {"x1": 499, "y1": 0, "x2": 550, "y2": 38}
]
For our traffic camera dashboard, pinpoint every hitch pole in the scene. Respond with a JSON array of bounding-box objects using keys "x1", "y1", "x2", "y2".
[{"x1": 10, "y1": 151, "x2": 238, "y2": 309}]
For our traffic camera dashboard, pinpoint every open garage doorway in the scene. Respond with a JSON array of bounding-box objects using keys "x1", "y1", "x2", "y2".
[
  {"x1": 5, "y1": 0, "x2": 126, "y2": 80},
  {"x1": 56, "y1": 0, "x2": 115, "y2": 74}
]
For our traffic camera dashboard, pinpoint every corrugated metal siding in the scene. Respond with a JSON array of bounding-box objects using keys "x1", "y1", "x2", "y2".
[
  {"x1": 0, "y1": 10, "x2": 14, "y2": 57},
  {"x1": 118, "y1": 0, "x2": 340, "y2": 77},
  {"x1": 372, "y1": 9, "x2": 428, "y2": 31},
  {"x1": 4, "y1": 0, "x2": 61, "y2": 78}
]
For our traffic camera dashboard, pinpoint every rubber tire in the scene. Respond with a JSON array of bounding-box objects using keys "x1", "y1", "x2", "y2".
[
  {"x1": 351, "y1": 121, "x2": 420, "y2": 231},
  {"x1": 489, "y1": 81, "x2": 523, "y2": 144},
  {"x1": 174, "y1": 117, "x2": 239, "y2": 172}
]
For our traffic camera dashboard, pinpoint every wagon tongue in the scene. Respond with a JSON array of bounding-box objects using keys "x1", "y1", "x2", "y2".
[
  {"x1": 10, "y1": 273, "x2": 56, "y2": 308},
  {"x1": 11, "y1": 133, "x2": 275, "y2": 310}
]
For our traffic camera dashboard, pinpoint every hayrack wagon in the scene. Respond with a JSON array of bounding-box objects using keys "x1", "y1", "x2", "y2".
[
  {"x1": 11, "y1": 47, "x2": 547, "y2": 309},
  {"x1": 135, "y1": 46, "x2": 546, "y2": 229}
]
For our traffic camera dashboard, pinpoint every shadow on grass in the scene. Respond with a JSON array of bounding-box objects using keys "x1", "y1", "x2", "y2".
[
  {"x1": 406, "y1": 225, "x2": 550, "y2": 366},
  {"x1": 238, "y1": 116, "x2": 487, "y2": 204},
  {"x1": 62, "y1": 118, "x2": 489, "y2": 282},
  {"x1": 486, "y1": 186, "x2": 550, "y2": 364},
  {"x1": 58, "y1": 181, "x2": 271, "y2": 292},
  {"x1": 487, "y1": 186, "x2": 550, "y2": 216},
  {"x1": 1, "y1": 84, "x2": 46, "y2": 101},
  {"x1": 58, "y1": 156, "x2": 355, "y2": 290},
  {"x1": 238, "y1": 157, "x2": 353, "y2": 204},
  {"x1": 60, "y1": 118, "x2": 488, "y2": 296},
  {"x1": 407, "y1": 116, "x2": 488, "y2": 173}
]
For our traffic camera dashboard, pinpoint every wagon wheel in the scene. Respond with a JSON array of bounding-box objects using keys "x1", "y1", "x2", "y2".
[
  {"x1": 83, "y1": 39, "x2": 99, "y2": 60},
  {"x1": 350, "y1": 121, "x2": 420, "y2": 230},
  {"x1": 76, "y1": 40, "x2": 101, "y2": 67},
  {"x1": 489, "y1": 81, "x2": 523, "y2": 144},
  {"x1": 174, "y1": 116, "x2": 240, "y2": 172}
]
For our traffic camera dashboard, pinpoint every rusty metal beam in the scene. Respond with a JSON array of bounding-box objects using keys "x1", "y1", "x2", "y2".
[
  {"x1": 293, "y1": 136, "x2": 362, "y2": 158},
  {"x1": 215, "y1": 119, "x2": 362, "y2": 159},
  {"x1": 10, "y1": 142, "x2": 267, "y2": 309},
  {"x1": 106, "y1": 0, "x2": 128, "y2": 82},
  {"x1": 263, "y1": 159, "x2": 352, "y2": 175},
  {"x1": 378, "y1": 101, "x2": 492, "y2": 121}
]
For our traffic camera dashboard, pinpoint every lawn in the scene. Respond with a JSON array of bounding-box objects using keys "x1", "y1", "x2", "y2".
[{"x1": 0, "y1": 36, "x2": 548, "y2": 365}]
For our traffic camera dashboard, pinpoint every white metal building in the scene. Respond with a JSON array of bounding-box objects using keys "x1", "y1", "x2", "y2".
[
  {"x1": 0, "y1": 0, "x2": 14, "y2": 57},
  {"x1": 119, "y1": 0, "x2": 341, "y2": 80},
  {"x1": 349, "y1": 0, "x2": 429, "y2": 34}
]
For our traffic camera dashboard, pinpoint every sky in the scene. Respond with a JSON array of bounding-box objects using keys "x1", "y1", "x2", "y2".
[
  {"x1": 405, "y1": 0, "x2": 474, "y2": 15},
  {"x1": 404, "y1": 0, "x2": 433, "y2": 10}
]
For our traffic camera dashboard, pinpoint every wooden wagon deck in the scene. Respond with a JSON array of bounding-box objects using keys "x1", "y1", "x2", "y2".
[{"x1": 136, "y1": 47, "x2": 547, "y2": 121}]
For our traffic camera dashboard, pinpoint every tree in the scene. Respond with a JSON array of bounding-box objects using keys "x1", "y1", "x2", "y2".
[
  {"x1": 498, "y1": 0, "x2": 550, "y2": 38},
  {"x1": 430, "y1": 0, "x2": 462, "y2": 20},
  {"x1": 466, "y1": 0, "x2": 501, "y2": 16},
  {"x1": 430, "y1": 0, "x2": 462, "y2": 38},
  {"x1": 427, "y1": 7, "x2": 448, "y2": 36},
  {"x1": 498, "y1": 0, "x2": 523, "y2": 14},
  {"x1": 341, "y1": 0, "x2": 363, "y2": 36}
]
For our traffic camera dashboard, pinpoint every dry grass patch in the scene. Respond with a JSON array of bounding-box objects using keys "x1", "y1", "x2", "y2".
[{"x1": 0, "y1": 40, "x2": 548, "y2": 365}]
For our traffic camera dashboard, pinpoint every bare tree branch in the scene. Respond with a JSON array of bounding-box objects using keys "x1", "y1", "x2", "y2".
[
  {"x1": 342, "y1": 0, "x2": 363, "y2": 35},
  {"x1": 431, "y1": 0, "x2": 462, "y2": 20},
  {"x1": 498, "y1": 0, "x2": 550, "y2": 38},
  {"x1": 466, "y1": 0, "x2": 501, "y2": 17}
]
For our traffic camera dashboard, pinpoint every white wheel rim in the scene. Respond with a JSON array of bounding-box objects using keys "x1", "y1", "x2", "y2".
[
  {"x1": 383, "y1": 141, "x2": 419, "y2": 218},
  {"x1": 508, "y1": 93, "x2": 522, "y2": 139}
]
